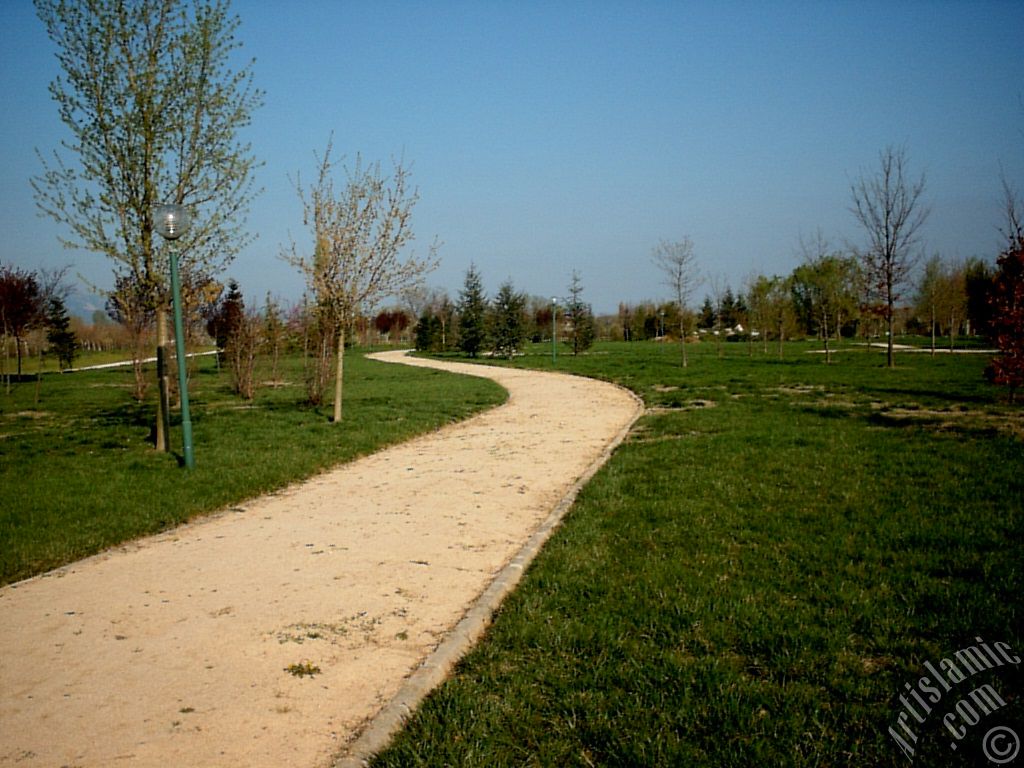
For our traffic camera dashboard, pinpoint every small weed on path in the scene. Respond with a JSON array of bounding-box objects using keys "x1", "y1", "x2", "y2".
[{"x1": 284, "y1": 661, "x2": 321, "y2": 678}]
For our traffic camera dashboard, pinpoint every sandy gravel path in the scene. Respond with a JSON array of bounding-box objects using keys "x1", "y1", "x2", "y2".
[{"x1": 0, "y1": 351, "x2": 641, "y2": 768}]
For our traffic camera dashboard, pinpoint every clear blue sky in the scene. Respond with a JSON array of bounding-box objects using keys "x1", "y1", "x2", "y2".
[{"x1": 2, "y1": 0, "x2": 1022, "y2": 316}]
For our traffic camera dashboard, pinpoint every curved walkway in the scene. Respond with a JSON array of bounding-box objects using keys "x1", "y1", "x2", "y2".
[{"x1": 0, "y1": 352, "x2": 641, "y2": 768}]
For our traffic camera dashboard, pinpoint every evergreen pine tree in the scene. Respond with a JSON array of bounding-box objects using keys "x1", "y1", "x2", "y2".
[
  {"x1": 699, "y1": 296, "x2": 716, "y2": 329},
  {"x1": 566, "y1": 270, "x2": 596, "y2": 355},
  {"x1": 457, "y1": 264, "x2": 488, "y2": 357},
  {"x1": 490, "y1": 280, "x2": 527, "y2": 359},
  {"x1": 46, "y1": 296, "x2": 78, "y2": 371}
]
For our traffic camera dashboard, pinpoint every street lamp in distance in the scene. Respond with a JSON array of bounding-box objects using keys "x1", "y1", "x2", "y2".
[{"x1": 153, "y1": 204, "x2": 195, "y2": 469}]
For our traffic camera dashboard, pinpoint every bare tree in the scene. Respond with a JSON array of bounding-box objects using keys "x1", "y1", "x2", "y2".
[
  {"x1": 261, "y1": 293, "x2": 286, "y2": 385},
  {"x1": 707, "y1": 272, "x2": 726, "y2": 359},
  {"x1": 917, "y1": 254, "x2": 944, "y2": 356},
  {"x1": 850, "y1": 146, "x2": 930, "y2": 367},
  {"x1": 106, "y1": 273, "x2": 155, "y2": 399},
  {"x1": 226, "y1": 309, "x2": 260, "y2": 400},
  {"x1": 652, "y1": 238, "x2": 701, "y2": 367},
  {"x1": 744, "y1": 273, "x2": 772, "y2": 355},
  {"x1": 286, "y1": 140, "x2": 439, "y2": 422}
]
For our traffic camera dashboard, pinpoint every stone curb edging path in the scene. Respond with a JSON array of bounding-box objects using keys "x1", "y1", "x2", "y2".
[
  {"x1": 0, "y1": 351, "x2": 642, "y2": 768},
  {"x1": 334, "y1": 353, "x2": 643, "y2": 767}
]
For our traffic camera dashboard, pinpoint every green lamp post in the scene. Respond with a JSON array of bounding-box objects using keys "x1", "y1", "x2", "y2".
[{"x1": 153, "y1": 204, "x2": 195, "y2": 469}]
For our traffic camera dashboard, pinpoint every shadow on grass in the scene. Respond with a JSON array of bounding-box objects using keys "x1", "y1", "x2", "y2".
[{"x1": 865, "y1": 385, "x2": 993, "y2": 406}]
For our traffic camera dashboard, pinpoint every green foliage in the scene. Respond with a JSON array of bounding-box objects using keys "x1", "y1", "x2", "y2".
[
  {"x1": 374, "y1": 341, "x2": 1022, "y2": 767},
  {"x1": 45, "y1": 296, "x2": 78, "y2": 371},
  {"x1": 415, "y1": 313, "x2": 443, "y2": 352},
  {"x1": 698, "y1": 295, "x2": 715, "y2": 329},
  {"x1": 0, "y1": 351, "x2": 505, "y2": 585},
  {"x1": 489, "y1": 280, "x2": 528, "y2": 359},
  {"x1": 965, "y1": 258, "x2": 996, "y2": 337},
  {"x1": 34, "y1": 0, "x2": 263, "y2": 304},
  {"x1": 566, "y1": 270, "x2": 596, "y2": 355},
  {"x1": 457, "y1": 264, "x2": 488, "y2": 357}
]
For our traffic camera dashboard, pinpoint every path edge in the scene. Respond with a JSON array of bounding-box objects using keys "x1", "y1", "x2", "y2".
[{"x1": 332, "y1": 356, "x2": 644, "y2": 768}]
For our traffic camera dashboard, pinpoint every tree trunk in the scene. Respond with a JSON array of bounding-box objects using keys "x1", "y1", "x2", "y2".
[
  {"x1": 155, "y1": 310, "x2": 171, "y2": 452},
  {"x1": 822, "y1": 312, "x2": 831, "y2": 364},
  {"x1": 930, "y1": 302, "x2": 936, "y2": 357},
  {"x1": 2, "y1": 331, "x2": 8, "y2": 394},
  {"x1": 886, "y1": 279, "x2": 895, "y2": 368},
  {"x1": 333, "y1": 324, "x2": 345, "y2": 423},
  {"x1": 34, "y1": 344, "x2": 43, "y2": 406},
  {"x1": 887, "y1": 310, "x2": 895, "y2": 367},
  {"x1": 680, "y1": 321, "x2": 687, "y2": 368}
]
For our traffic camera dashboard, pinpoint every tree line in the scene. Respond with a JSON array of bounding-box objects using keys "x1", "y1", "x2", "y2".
[
  {"x1": 412, "y1": 266, "x2": 595, "y2": 359},
  {"x1": 635, "y1": 147, "x2": 1022, "y2": 397},
  {"x1": 18, "y1": 0, "x2": 1023, "y2": 455}
]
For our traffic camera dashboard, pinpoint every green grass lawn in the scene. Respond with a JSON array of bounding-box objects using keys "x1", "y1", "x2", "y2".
[
  {"x1": 0, "y1": 349, "x2": 506, "y2": 585},
  {"x1": 373, "y1": 339, "x2": 1023, "y2": 767}
]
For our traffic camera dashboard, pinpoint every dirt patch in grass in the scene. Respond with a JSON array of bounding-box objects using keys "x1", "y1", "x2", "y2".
[
  {"x1": 875, "y1": 405, "x2": 1024, "y2": 439},
  {"x1": 776, "y1": 384, "x2": 824, "y2": 396},
  {"x1": 647, "y1": 398, "x2": 717, "y2": 414}
]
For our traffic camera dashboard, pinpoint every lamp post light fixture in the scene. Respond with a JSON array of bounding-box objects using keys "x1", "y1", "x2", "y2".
[{"x1": 153, "y1": 203, "x2": 195, "y2": 469}]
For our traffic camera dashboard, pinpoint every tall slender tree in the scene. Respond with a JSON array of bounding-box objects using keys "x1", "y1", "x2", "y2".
[
  {"x1": 849, "y1": 146, "x2": 929, "y2": 367},
  {"x1": 34, "y1": 0, "x2": 263, "y2": 447},
  {"x1": 286, "y1": 141, "x2": 438, "y2": 422},
  {"x1": 457, "y1": 264, "x2": 488, "y2": 358},
  {"x1": 652, "y1": 237, "x2": 701, "y2": 367},
  {"x1": 46, "y1": 295, "x2": 79, "y2": 371},
  {"x1": 917, "y1": 254, "x2": 944, "y2": 356},
  {"x1": 489, "y1": 280, "x2": 527, "y2": 359},
  {"x1": 565, "y1": 270, "x2": 596, "y2": 355}
]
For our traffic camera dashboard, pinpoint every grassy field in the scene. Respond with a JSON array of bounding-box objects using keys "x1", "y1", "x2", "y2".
[
  {"x1": 371, "y1": 339, "x2": 1022, "y2": 767},
  {"x1": 0, "y1": 350, "x2": 506, "y2": 585}
]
